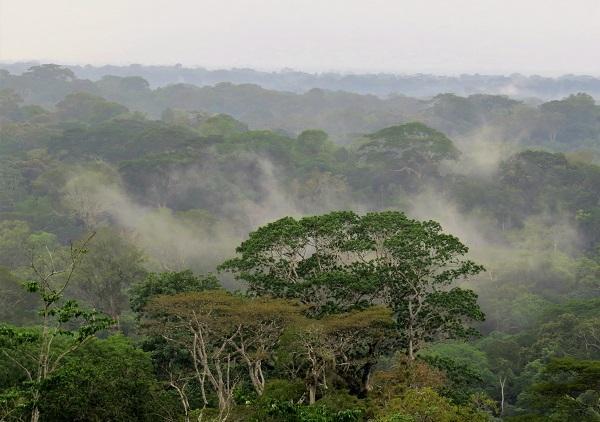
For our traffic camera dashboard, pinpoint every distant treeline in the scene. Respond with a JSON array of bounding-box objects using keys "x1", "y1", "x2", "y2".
[
  {"x1": 5, "y1": 64, "x2": 600, "y2": 151},
  {"x1": 3, "y1": 61, "x2": 600, "y2": 99}
]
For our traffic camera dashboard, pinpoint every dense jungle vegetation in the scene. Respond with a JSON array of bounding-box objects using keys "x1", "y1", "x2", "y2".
[{"x1": 1, "y1": 64, "x2": 599, "y2": 421}]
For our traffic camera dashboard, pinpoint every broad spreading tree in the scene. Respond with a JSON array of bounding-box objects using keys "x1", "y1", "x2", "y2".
[
  {"x1": 140, "y1": 290, "x2": 302, "y2": 421},
  {"x1": 220, "y1": 210, "x2": 484, "y2": 361}
]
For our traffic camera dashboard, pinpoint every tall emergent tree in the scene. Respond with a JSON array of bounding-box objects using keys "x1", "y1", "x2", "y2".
[
  {"x1": 356, "y1": 122, "x2": 460, "y2": 197},
  {"x1": 220, "y1": 210, "x2": 485, "y2": 360}
]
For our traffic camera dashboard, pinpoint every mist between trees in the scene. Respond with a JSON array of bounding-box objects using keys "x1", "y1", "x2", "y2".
[{"x1": 0, "y1": 65, "x2": 599, "y2": 421}]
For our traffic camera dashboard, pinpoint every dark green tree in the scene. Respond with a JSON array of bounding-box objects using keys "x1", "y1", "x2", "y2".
[
  {"x1": 70, "y1": 228, "x2": 147, "y2": 327},
  {"x1": 129, "y1": 269, "x2": 219, "y2": 313},
  {"x1": 37, "y1": 335, "x2": 176, "y2": 421},
  {"x1": 55, "y1": 92, "x2": 128, "y2": 124},
  {"x1": 520, "y1": 358, "x2": 600, "y2": 421},
  {"x1": 357, "y1": 122, "x2": 460, "y2": 192},
  {"x1": 220, "y1": 211, "x2": 484, "y2": 360}
]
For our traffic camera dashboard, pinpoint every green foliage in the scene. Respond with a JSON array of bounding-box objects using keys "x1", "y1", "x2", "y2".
[
  {"x1": 199, "y1": 113, "x2": 249, "y2": 137},
  {"x1": 421, "y1": 354, "x2": 485, "y2": 404},
  {"x1": 259, "y1": 379, "x2": 306, "y2": 403},
  {"x1": 375, "y1": 387, "x2": 489, "y2": 422},
  {"x1": 0, "y1": 160, "x2": 28, "y2": 210},
  {"x1": 37, "y1": 335, "x2": 174, "y2": 421},
  {"x1": 2, "y1": 66, "x2": 600, "y2": 420},
  {"x1": 357, "y1": 122, "x2": 459, "y2": 192},
  {"x1": 0, "y1": 233, "x2": 113, "y2": 421},
  {"x1": 69, "y1": 228, "x2": 147, "y2": 325},
  {"x1": 256, "y1": 398, "x2": 363, "y2": 422},
  {"x1": 364, "y1": 122, "x2": 459, "y2": 162},
  {"x1": 221, "y1": 211, "x2": 484, "y2": 358},
  {"x1": 0, "y1": 220, "x2": 57, "y2": 268},
  {"x1": 129, "y1": 269, "x2": 220, "y2": 313},
  {"x1": 56, "y1": 92, "x2": 129, "y2": 124},
  {"x1": 0, "y1": 267, "x2": 38, "y2": 324},
  {"x1": 518, "y1": 358, "x2": 600, "y2": 421}
]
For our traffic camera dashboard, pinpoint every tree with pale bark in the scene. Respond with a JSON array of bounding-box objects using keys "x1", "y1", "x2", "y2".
[
  {"x1": 279, "y1": 306, "x2": 396, "y2": 403},
  {"x1": 0, "y1": 233, "x2": 112, "y2": 422},
  {"x1": 140, "y1": 290, "x2": 302, "y2": 421}
]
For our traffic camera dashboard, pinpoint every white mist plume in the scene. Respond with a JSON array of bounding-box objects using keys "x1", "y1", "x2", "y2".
[{"x1": 64, "y1": 155, "x2": 364, "y2": 275}]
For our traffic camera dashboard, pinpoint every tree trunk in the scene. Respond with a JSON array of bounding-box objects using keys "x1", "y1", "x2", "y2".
[
  {"x1": 30, "y1": 407, "x2": 40, "y2": 422},
  {"x1": 308, "y1": 383, "x2": 317, "y2": 405},
  {"x1": 169, "y1": 379, "x2": 190, "y2": 422},
  {"x1": 499, "y1": 376, "x2": 506, "y2": 415},
  {"x1": 31, "y1": 309, "x2": 50, "y2": 422},
  {"x1": 216, "y1": 389, "x2": 231, "y2": 422},
  {"x1": 307, "y1": 372, "x2": 319, "y2": 405},
  {"x1": 249, "y1": 361, "x2": 264, "y2": 396},
  {"x1": 359, "y1": 363, "x2": 374, "y2": 397},
  {"x1": 407, "y1": 302, "x2": 416, "y2": 361}
]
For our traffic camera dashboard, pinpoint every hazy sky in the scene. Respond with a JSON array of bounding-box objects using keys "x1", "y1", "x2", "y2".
[{"x1": 1, "y1": 0, "x2": 600, "y2": 75}]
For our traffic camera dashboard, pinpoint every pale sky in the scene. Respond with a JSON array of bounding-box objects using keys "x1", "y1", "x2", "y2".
[{"x1": 1, "y1": 0, "x2": 600, "y2": 75}]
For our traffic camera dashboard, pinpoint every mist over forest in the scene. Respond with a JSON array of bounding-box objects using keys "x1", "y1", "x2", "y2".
[{"x1": 1, "y1": 63, "x2": 600, "y2": 421}]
